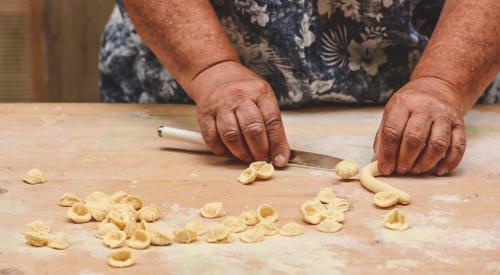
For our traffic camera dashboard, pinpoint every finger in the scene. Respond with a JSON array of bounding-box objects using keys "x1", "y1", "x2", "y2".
[
  {"x1": 216, "y1": 111, "x2": 253, "y2": 162},
  {"x1": 395, "y1": 113, "x2": 432, "y2": 174},
  {"x1": 374, "y1": 106, "x2": 410, "y2": 175},
  {"x1": 257, "y1": 93, "x2": 290, "y2": 168},
  {"x1": 436, "y1": 123, "x2": 466, "y2": 176},
  {"x1": 235, "y1": 101, "x2": 269, "y2": 161},
  {"x1": 411, "y1": 119, "x2": 451, "y2": 174},
  {"x1": 197, "y1": 112, "x2": 228, "y2": 156}
]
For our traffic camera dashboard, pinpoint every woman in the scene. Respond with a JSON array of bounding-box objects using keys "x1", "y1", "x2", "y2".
[{"x1": 100, "y1": 0, "x2": 500, "y2": 175}]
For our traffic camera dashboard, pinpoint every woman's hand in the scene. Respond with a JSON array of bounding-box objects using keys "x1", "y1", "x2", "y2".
[
  {"x1": 188, "y1": 61, "x2": 290, "y2": 167},
  {"x1": 373, "y1": 77, "x2": 467, "y2": 176}
]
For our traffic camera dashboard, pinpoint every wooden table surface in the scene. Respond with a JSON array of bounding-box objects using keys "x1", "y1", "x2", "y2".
[{"x1": 0, "y1": 103, "x2": 499, "y2": 275}]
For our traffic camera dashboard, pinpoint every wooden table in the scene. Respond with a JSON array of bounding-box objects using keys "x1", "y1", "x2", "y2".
[{"x1": 0, "y1": 104, "x2": 499, "y2": 274}]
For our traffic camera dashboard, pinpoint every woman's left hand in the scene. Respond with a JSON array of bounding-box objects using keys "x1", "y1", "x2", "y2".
[{"x1": 373, "y1": 77, "x2": 467, "y2": 176}]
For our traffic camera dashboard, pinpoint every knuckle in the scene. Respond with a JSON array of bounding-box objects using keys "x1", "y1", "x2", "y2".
[
  {"x1": 428, "y1": 136, "x2": 449, "y2": 155},
  {"x1": 452, "y1": 141, "x2": 466, "y2": 155},
  {"x1": 381, "y1": 125, "x2": 401, "y2": 144},
  {"x1": 254, "y1": 80, "x2": 270, "y2": 92},
  {"x1": 221, "y1": 129, "x2": 240, "y2": 143},
  {"x1": 265, "y1": 116, "x2": 283, "y2": 132},
  {"x1": 404, "y1": 132, "x2": 426, "y2": 150},
  {"x1": 244, "y1": 122, "x2": 265, "y2": 138}
]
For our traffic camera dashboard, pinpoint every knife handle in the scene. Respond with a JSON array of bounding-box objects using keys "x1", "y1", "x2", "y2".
[{"x1": 158, "y1": 126, "x2": 206, "y2": 146}]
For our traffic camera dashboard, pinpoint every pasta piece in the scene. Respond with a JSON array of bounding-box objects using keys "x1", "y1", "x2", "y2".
[
  {"x1": 238, "y1": 166, "x2": 257, "y2": 185},
  {"x1": 110, "y1": 191, "x2": 129, "y2": 204},
  {"x1": 95, "y1": 221, "x2": 119, "y2": 239},
  {"x1": 384, "y1": 208, "x2": 409, "y2": 231},
  {"x1": 85, "y1": 191, "x2": 110, "y2": 205},
  {"x1": 317, "y1": 219, "x2": 343, "y2": 233},
  {"x1": 255, "y1": 219, "x2": 279, "y2": 236},
  {"x1": 57, "y1": 193, "x2": 82, "y2": 207},
  {"x1": 239, "y1": 211, "x2": 259, "y2": 226},
  {"x1": 320, "y1": 208, "x2": 345, "y2": 223},
  {"x1": 108, "y1": 249, "x2": 134, "y2": 268},
  {"x1": 136, "y1": 204, "x2": 161, "y2": 222},
  {"x1": 278, "y1": 222, "x2": 304, "y2": 237},
  {"x1": 200, "y1": 202, "x2": 225, "y2": 219},
  {"x1": 108, "y1": 203, "x2": 136, "y2": 229},
  {"x1": 185, "y1": 221, "x2": 207, "y2": 236},
  {"x1": 23, "y1": 168, "x2": 47, "y2": 184},
  {"x1": 240, "y1": 228, "x2": 265, "y2": 243},
  {"x1": 137, "y1": 220, "x2": 150, "y2": 231},
  {"x1": 87, "y1": 202, "x2": 111, "y2": 222},
  {"x1": 205, "y1": 224, "x2": 234, "y2": 244},
  {"x1": 315, "y1": 187, "x2": 336, "y2": 204},
  {"x1": 148, "y1": 229, "x2": 172, "y2": 246},
  {"x1": 334, "y1": 160, "x2": 359, "y2": 180},
  {"x1": 250, "y1": 161, "x2": 274, "y2": 180},
  {"x1": 173, "y1": 228, "x2": 198, "y2": 244},
  {"x1": 222, "y1": 216, "x2": 247, "y2": 233},
  {"x1": 257, "y1": 204, "x2": 278, "y2": 222},
  {"x1": 360, "y1": 161, "x2": 410, "y2": 204},
  {"x1": 67, "y1": 203, "x2": 92, "y2": 223},
  {"x1": 125, "y1": 195, "x2": 143, "y2": 210},
  {"x1": 326, "y1": 198, "x2": 350, "y2": 212},
  {"x1": 123, "y1": 220, "x2": 137, "y2": 238},
  {"x1": 24, "y1": 232, "x2": 50, "y2": 247},
  {"x1": 373, "y1": 191, "x2": 399, "y2": 208},
  {"x1": 127, "y1": 229, "x2": 151, "y2": 250},
  {"x1": 25, "y1": 220, "x2": 51, "y2": 235},
  {"x1": 47, "y1": 232, "x2": 70, "y2": 250},
  {"x1": 103, "y1": 229, "x2": 126, "y2": 248},
  {"x1": 301, "y1": 200, "x2": 324, "y2": 225}
]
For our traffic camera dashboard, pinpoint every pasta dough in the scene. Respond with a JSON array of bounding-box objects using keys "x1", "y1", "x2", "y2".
[
  {"x1": 326, "y1": 198, "x2": 350, "y2": 212},
  {"x1": 315, "y1": 187, "x2": 336, "y2": 204},
  {"x1": 148, "y1": 229, "x2": 172, "y2": 246},
  {"x1": 278, "y1": 222, "x2": 304, "y2": 237},
  {"x1": 320, "y1": 208, "x2": 345, "y2": 223},
  {"x1": 205, "y1": 224, "x2": 235, "y2": 244},
  {"x1": 25, "y1": 220, "x2": 51, "y2": 235},
  {"x1": 125, "y1": 195, "x2": 143, "y2": 210},
  {"x1": 384, "y1": 208, "x2": 409, "y2": 231},
  {"x1": 137, "y1": 204, "x2": 161, "y2": 222},
  {"x1": 103, "y1": 229, "x2": 126, "y2": 248},
  {"x1": 238, "y1": 166, "x2": 257, "y2": 185},
  {"x1": 123, "y1": 220, "x2": 137, "y2": 238},
  {"x1": 110, "y1": 191, "x2": 129, "y2": 204},
  {"x1": 47, "y1": 232, "x2": 70, "y2": 250},
  {"x1": 257, "y1": 204, "x2": 278, "y2": 222},
  {"x1": 23, "y1": 168, "x2": 47, "y2": 184},
  {"x1": 24, "y1": 232, "x2": 50, "y2": 247},
  {"x1": 108, "y1": 249, "x2": 134, "y2": 268},
  {"x1": 88, "y1": 202, "x2": 111, "y2": 222},
  {"x1": 200, "y1": 202, "x2": 225, "y2": 218},
  {"x1": 67, "y1": 203, "x2": 92, "y2": 223},
  {"x1": 127, "y1": 229, "x2": 151, "y2": 249},
  {"x1": 57, "y1": 193, "x2": 82, "y2": 207},
  {"x1": 85, "y1": 191, "x2": 111, "y2": 205},
  {"x1": 222, "y1": 216, "x2": 247, "y2": 233},
  {"x1": 255, "y1": 219, "x2": 279, "y2": 236},
  {"x1": 173, "y1": 228, "x2": 198, "y2": 243},
  {"x1": 334, "y1": 160, "x2": 359, "y2": 180},
  {"x1": 301, "y1": 200, "x2": 324, "y2": 225},
  {"x1": 239, "y1": 211, "x2": 259, "y2": 226},
  {"x1": 360, "y1": 161, "x2": 410, "y2": 204},
  {"x1": 317, "y1": 218, "x2": 343, "y2": 233},
  {"x1": 108, "y1": 203, "x2": 136, "y2": 229},
  {"x1": 185, "y1": 221, "x2": 207, "y2": 236},
  {"x1": 250, "y1": 161, "x2": 274, "y2": 180},
  {"x1": 95, "y1": 221, "x2": 119, "y2": 239},
  {"x1": 373, "y1": 191, "x2": 399, "y2": 208},
  {"x1": 240, "y1": 228, "x2": 265, "y2": 243}
]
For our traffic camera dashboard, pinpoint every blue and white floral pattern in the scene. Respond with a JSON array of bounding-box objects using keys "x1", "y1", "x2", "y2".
[{"x1": 100, "y1": 0, "x2": 500, "y2": 106}]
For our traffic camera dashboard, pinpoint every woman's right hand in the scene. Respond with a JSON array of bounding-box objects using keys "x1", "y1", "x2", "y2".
[{"x1": 187, "y1": 61, "x2": 290, "y2": 167}]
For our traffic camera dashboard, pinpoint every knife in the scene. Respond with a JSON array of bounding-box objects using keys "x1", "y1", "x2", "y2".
[{"x1": 157, "y1": 126, "x2": 343, "y2": 170}]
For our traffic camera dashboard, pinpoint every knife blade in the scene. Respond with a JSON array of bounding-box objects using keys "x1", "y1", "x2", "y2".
[{"x1": 158, "y1": 126, "x2": 343, "y2": 170}]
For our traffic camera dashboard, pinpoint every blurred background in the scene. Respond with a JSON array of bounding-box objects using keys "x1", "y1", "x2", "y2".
[{"x1": 0, "y1": 0, "x2": 115, "y2": 102}]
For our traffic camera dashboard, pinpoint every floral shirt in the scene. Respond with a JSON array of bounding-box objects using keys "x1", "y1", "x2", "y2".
[{"x1": 99, "y1": 0, "x2": 500, "y2": 107}]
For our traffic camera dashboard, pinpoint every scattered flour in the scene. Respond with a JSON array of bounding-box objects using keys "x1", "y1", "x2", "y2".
[
  {"x1": 384, "y1": 259, "x2": 419, "y2": 271},
  {"x1": 431, "y1": 195, "x2": 469, "y2": 203}
]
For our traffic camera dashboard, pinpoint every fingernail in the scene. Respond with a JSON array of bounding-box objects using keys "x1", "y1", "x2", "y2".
[
  {"x1": 437, "y1": 169, "x2": 448, "y2": 176},
  {"x1": 381, "y1": 164, "x2": 392, "y2": 175},
  {"x1": 397, "y1": 166, "x2": 408, "y2": 174},
  {"x1": 273, "y1": 154, "x2": 286, "y2": 167}
]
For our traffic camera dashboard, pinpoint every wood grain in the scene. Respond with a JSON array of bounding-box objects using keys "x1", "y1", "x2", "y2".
[{"x1": 0, "y1": 103, "x2": 498, "y2": 274}]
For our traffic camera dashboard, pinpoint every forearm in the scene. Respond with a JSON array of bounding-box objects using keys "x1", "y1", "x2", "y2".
[
  {"x1": 411, "y1": 0, "x2": 500, "y2": 113},
  {"x1": 123, "y1": 0, "x2": 240, "y2": 95}
]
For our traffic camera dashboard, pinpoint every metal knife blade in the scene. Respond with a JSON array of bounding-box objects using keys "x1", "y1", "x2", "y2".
[
  {"x1": 158, "y1": 126, "x2": 343, "y2": 170},
  {"x1": 289, "y1": 149, "x2": 342, "y2": 170}
]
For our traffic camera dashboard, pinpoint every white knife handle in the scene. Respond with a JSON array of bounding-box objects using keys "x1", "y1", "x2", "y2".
[{"x1": 157, "y1": 126, "x2": 206, "y2": 146}]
